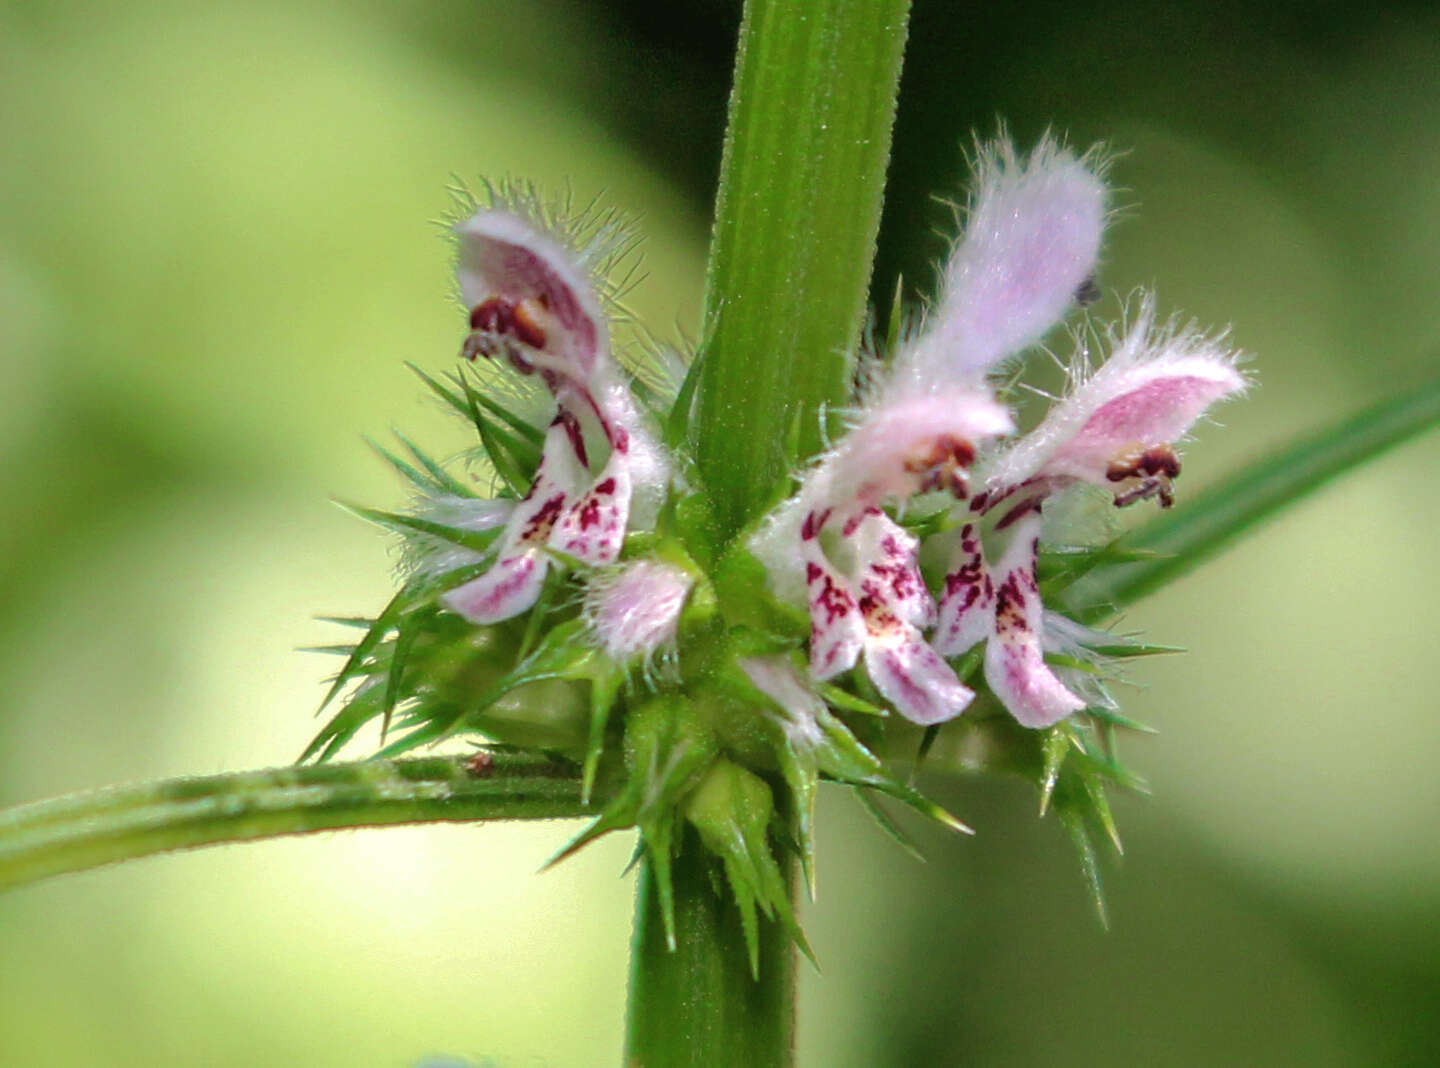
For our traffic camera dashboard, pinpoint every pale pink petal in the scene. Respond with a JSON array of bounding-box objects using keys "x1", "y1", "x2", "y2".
[
  {"x1": 989, "y1": 294, "x2": 1247, "y2": 492},
  {"x1": 442, "y1": 549, "x2": 548, "y2": 624},
  {"x1": 891, "y1": 135, "x2": 1106, "y2": 387},
  {"x1": 812, "y1": 390, "x2": 1013, "y2": 512},
  {"x1": 982, "y1": 516, "x2": 1085, "y2": 728},
  {"x1": 584, "y1": 560, "x2": 692, "y2": 662},
  {"x1": 933, "y1": 523, "x2": 995, "y2": 656},
  {"x1": 863, "y1": 624, "x2": 975, "y2": 726}
]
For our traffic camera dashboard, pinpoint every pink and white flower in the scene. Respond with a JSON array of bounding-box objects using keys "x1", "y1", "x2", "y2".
[
  {"x1": 934, "y1": 295, "x2": 1247, "y2": 726},
  {"x1": 440, "y1": 202, "x2": 667, "y2": 624},
  {"x1": 760, "y1": 135, "x2": 1109, "y2": 726}
]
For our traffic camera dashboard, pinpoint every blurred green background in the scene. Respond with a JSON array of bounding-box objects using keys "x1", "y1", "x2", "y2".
[{"x1": 2, "y1": 0, "x2": 1438, "y2": 1064}]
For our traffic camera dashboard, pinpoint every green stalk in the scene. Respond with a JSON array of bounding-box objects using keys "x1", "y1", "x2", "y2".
[
  {"x1": 692, "y1": 0, "x2": 913, "y2": 541},
  {"x1": 633, "y1": 1, "x2": 911, "y2": 1063},
  {"x1": 0, "y1": 753, "x2": 590, "y2": 893},
  {"x1": 625, "y1": 837, "x2": 796, "y2": 1068}
]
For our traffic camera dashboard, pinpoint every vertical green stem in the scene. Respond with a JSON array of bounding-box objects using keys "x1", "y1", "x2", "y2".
[
  {"x1": 625, "y1": 839, "x2": 796, "y2": 1067},
  {"x1": 628, "y1": 1, "x2": 912, "y2": 1062},
  {"x1": 692, "y1": 0, "x2": 913, "y2": 541}
]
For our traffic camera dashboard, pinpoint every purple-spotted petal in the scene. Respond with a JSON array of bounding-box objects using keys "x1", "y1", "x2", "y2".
[
  {"x1": 802, "y1": 538, "x2": 866, "y2": 681},
  {"x1": 983, "y1": 516, "x2": 1085, "y2": 728},
  {"x1": 550, "y1": 457, "x2": 632, "y2": 565},
  {"x1": 864, "y1": 626, "x2": 975, "y2": 726},
  {"x1": 933, "y1": 522, "x2": 995, "y2": 656},
  {"x1": 852, "y1": 511, "x2": 935, "y2": 629},
  {"x1": 442, "y1": 420, "x2": 584, "y2": 624}
]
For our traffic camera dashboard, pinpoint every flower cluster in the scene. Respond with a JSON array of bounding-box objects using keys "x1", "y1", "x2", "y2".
[
  {"x1": 757, "y1": 138, "x2": 1246, "y2": 730},
  {"x1": 313, "y1": 141, "x2": 1247, "y2": 951}
]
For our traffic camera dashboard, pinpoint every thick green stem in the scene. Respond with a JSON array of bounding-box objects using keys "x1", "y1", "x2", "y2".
[
  {"x1": 693, "y1": 0, "x2": 913, "y2": 542},
  {"x1": 0, "y1": 753, "x2": 590, "y2": 893},
  {"x1": 625, "y1": 838, "x2": 796, "y2": 1068}
]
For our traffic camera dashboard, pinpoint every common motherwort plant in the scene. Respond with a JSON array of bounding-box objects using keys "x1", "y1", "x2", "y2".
[
  {"x1": 5, "y1": 6, "x2": 1434, "y2": 1066},
  {"x1": 308, "y1": 133, "x2": 1246, "y2": 969}
]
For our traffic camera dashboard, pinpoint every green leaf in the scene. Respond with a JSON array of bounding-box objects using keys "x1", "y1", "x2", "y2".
[{"x1": 1066, "y1": 372, "x2": 1440, "y2": 621}]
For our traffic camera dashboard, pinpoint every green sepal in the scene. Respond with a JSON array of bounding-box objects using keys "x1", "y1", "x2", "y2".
[
  {"x1": 683, "y1": 760, "x2": 812, "y2": 977},
  {"x1": 312, "y1": 588, "x2": 408, "y2": 717},
  {"x1": 663, "y1": 344, "x2": 708, "y2": 453},
  {"x1": 1053, "y1": 779, "x2": 1110, "y2": 928},
  {"x1": 1038, "y1": 540, "x2": 1170, "y2": 598},
  {"x1": 852, "y1": 788, "x2": 927, "y2": 864},
  {"x1": 407, "y1": 360, "x2": 545, "y2": 447},
  {"x1": 336, "y1": 502, "x2": 505, "y2": 558},
  {"x1": 812, "y1": 706, "x2": 973, "y2": 836},
  {"x1": 818, "y1": 684, "x2": 887, "y2": 717},
  {"x1": 582, "y1": 667, "x2": 623, "y2": 805},
  {"x1": 375, "y1": 617, "x2": 596, "y2": 759},
  {"x1": 366, "y1": 435, "x2": 466, "y2": 499},
  {"x1": 549, "y1": 696, "x2": 720, "y2": 920},
  {"x1": 465, "y1": 394, "x2": 535, "y2": 498},
  {"x1": 1038, "y1": 724, "x2": 1073, "y2": 816}
]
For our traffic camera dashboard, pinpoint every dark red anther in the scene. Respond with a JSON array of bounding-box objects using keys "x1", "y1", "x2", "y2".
[
  {"x1": 1140, "y1": 444, "x2": 1181, "y2": 479},
  {"x1": 469, "y1": 297, "x2": 513, "y2": 333}
]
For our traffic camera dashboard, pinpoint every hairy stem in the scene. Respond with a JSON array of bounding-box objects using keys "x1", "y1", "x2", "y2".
[
  {"x1": 0, "y1": 753, "x2": 591, "y2": 893},
  {"x1": 625, "y1": 838, "x2": 796, "y2": 1067},
  {"x1": 692, "y1": 0, "x2": 913, "y2": 542}
]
